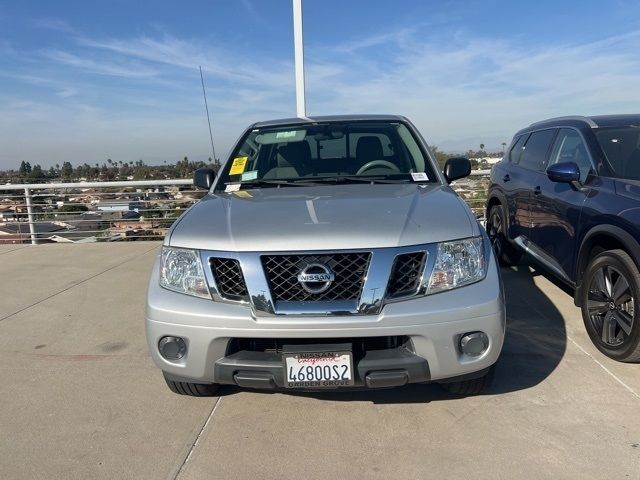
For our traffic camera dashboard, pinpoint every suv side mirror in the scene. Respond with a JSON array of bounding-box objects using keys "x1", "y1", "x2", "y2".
[
  {"x1": 193, "y1": 168, "x2": 216, "y2": 189},
  {"x1": 443, "y1": 157, "x2": 471, "y2": 183},
  {"x1": 547, "y1": 162, "x2": 580, "y2": 183}
]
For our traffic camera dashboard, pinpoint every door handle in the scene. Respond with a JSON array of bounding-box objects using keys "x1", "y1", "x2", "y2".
[
  {"x1": 533, "y1": 186, "x2": 542, "y2": 195},
  {"x1": 502, "y1": 174, "x2": 510, "y2": 182}
]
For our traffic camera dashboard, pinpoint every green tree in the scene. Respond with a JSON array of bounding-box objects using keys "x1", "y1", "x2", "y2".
[
  {"x1": 58, "y1": 204, "x2": 88, "y2": 213},
  {"x1": 19, "y1": 161, "x2": 32, "y2": 175},
  {"x1": 429, "y1": 146, "x2": 450, "y2": 170},
  {"x1": 29, "y1": 164, "x2": 43, "y2": 179},
  {"x1": 61, "y1": 162, "x2": 74, "y2": 178}
]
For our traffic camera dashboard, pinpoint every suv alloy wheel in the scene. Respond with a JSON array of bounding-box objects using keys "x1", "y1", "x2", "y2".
[
  {"x1": 486, "y1": 205, "x2": 520, "y2": 267},
  {"x1": 581, "y1": 249, "x2": 640, "y2": 362}
]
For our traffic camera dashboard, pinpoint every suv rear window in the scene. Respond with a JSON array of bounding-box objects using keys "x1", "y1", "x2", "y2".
[
  {"x1": 509, "y1": 135, "x2": 527, "y2": 163},
  {"x1": 518, "y1": 129, "x2": 556, "y2": 171},
  {"x1": 595, "y1": 127, "x2": 640, "y2": 180}
]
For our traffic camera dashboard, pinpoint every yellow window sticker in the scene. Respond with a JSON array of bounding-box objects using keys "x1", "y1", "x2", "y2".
[
  {"x1": 229, "y1": 156, "x2": 248, "y2": 175},
  {"x1": 233, "y1": 190, "x2": 252, "y2": 198}
]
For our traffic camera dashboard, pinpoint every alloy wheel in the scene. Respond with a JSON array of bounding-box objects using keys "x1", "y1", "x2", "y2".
[
  {"x1": 487, "y1": 210, "x2": 504, "y2": 258},
  {"x1": 587, "y1": 265, "x2": 635, "y2": 347}
]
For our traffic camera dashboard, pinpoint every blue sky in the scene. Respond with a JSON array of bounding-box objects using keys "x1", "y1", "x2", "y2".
[{"x1": 1, "y1": 0, "x2": 640, "y2": 168}]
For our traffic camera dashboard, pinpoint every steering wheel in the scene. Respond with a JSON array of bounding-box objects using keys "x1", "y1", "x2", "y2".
[{"x1": 356, "y1": 160, "x2": 401, "y2": 175}]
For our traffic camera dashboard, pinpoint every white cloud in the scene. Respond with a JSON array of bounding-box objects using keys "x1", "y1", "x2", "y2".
[
  {"x1": 56, "y1": 87, "x2": 78, "y2": 98},
  {"x1": 32, "y1": 18, "x2": 77, "y2": 34},
  {"x1": 42, "y1": 49, "x2": 159, "y2": 78},
  {"x1": 3, "y1": 24, "x2": 640, "y2": 166},
  {"x1": 304, "y1": 28, "x2": 640, "y2": 151},
  {"x1": 75, "y1": 33, "x2": 293, "y2": 88}
]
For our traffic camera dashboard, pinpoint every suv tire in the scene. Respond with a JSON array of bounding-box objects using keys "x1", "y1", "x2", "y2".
[
  {"x1": 486, "y1": 204, "x2": 521, "y2": 267},
  {"x1": 163, "y1": 373, "x2": 220, "y2": 396},
  {"x1": 581, "y1": 249, "x2": 640, "y2": 362},
  {"x1": 439, "y1": 366, "x2": 495, "y2": 396}
]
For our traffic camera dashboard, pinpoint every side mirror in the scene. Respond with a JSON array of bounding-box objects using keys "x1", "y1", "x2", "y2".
[
  {"x1": 443, "y1": 157, "x2": 471, "y2": 183},
  {"x1": 193, "y1": 168, "x2": 216, "y2": 189},
  {"x1": 547, "y1": 162, "x2": 580, "y2": 183}
]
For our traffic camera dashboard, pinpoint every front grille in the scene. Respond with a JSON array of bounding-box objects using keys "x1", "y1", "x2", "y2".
[
  {"x1": 227, "y1": 336, "x2": 412, "y2": 358},
  {"x1": 210, "y1": 258, "x2": 248, "y2": 301},
  {"x1": 386, "y1": 252, "x2": 427, "y2": 298},
  {"x1": 261, "y1": 253, "x2": 371, "y2": 302}
]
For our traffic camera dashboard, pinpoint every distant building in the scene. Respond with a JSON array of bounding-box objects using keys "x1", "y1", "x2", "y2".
[
  {"x1": 96, "y1": 200, "x2": 143, "y2": 212},
  {"x1": 0, "y1": 208, "x2": 17, "y2": 222},
  {"x1": 476, "y1": 156, "x2": 504, "y2": 166},
  {"x1": 0, "y1": 222, "x2": 69, "y2": 244}
]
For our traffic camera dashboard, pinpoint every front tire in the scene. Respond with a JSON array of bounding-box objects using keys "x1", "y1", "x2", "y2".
[
  {"x1": 581, "y1": 249, "x2": 640, "y2": 362},
  {"x1": 439, "y1": 366, "x2": 495, "y2": 396},
  {"x1": 163, "y1": 373, "x2": 220, "y2": 396},
  {"x1": 486, "y1": 204, "x2": 521, "y2": 267}
]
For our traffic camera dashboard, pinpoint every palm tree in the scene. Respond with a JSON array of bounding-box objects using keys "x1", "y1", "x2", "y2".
[
  {"x1": 479, "y1": 143, "x2": 485, "y2": 151},
  {"x1": 501, "y1": 142, "x2": 507, "y2": 154}
]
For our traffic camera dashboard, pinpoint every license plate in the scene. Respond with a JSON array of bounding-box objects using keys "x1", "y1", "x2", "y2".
[{"x1": 283, "y1": 351, "x2": 354, "y2": 388}]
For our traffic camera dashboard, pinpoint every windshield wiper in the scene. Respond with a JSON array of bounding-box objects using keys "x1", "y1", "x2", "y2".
[{"x1": 292, "y1": 176, "x2": 411, "y2": 184}]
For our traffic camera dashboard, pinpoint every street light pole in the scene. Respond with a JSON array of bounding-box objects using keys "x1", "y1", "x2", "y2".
[{"x1": 292, "y1": 0, "x2": 306, "y2": 118}]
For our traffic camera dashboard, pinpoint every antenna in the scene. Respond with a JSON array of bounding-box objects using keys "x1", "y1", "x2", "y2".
[{"x1": 199, "y1": 66, "x2": 218, "y2": 165}]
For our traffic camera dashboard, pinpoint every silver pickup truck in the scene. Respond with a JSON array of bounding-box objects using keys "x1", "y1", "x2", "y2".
[{"x1": 146, "y1": 115, "x2": 505, "y2": 396}]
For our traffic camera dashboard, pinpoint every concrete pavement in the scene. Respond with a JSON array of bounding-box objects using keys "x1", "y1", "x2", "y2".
[{"x1": 0, "y1": 243, "x2": 638, "y2": 480}]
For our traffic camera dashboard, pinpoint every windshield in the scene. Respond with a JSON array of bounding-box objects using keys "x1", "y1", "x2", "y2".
[
  {"x1": 215, "y1": 121, "x2": 437, "y2": 191},
  {"x1": 595, "y1": 126, "x2": 640, "y2": 180}
]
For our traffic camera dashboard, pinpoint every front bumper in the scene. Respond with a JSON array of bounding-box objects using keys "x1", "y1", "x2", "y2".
[{"x1": 146, "y1": 252, "x2": 505, "y2": 387}]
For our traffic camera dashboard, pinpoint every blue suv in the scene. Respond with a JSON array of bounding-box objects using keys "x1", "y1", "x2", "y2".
[{"x1": 487, "y1": 115, "x2": 640, "y2": 362}]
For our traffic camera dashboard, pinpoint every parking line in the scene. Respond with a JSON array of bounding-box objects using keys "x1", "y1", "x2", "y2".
[
  {"x1": 0, "y1": 244, "x2": 158, "y2": 323},
  {"x1": 174, "y1": 396, "x2": 223, "y2": 480},
  {"x1": 512, "y1": 278, "x2": 640, "y2": 402},
  {"x1": 567, "y1": 336, "x2": 640, "y2": 400}
]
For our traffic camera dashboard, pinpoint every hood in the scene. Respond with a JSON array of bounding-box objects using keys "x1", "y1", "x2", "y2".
[{"x1": 168, "y1": 184, "x2": 478, "y2": 252}]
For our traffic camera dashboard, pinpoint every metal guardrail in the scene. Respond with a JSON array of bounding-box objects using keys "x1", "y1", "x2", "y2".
[
  {"x1": 452, "y1": 170, "x2": 490, "y2": 222},
  {"x1": 0, "y1": 179, "x2": 197, "y2": 245},
  {"x1": 0, "y1": 172, "x2": 490, "y2": 245}
]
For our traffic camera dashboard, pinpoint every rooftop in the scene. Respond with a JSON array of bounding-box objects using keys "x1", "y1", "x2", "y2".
[
  {"x1": 526, "y1": 113, "x2": 640, "y2": 131},
  {"x1": 251, "y1": 114, "x2": 407, "y2": 128},
  {"x1": 0, "y1": 243, "x2": 639, "y2": 479}
]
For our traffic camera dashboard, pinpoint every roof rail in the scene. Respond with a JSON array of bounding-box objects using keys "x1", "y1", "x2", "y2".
[{"x1": 529, "y1": 116, "x2": 598, "y2": 129}]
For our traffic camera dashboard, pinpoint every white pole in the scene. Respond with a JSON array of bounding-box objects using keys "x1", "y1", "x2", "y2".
[
  {"x1": 292, "y1": 0, "x2": 306, "y2": 118},
  {"x1": 24, "y1": 187, "x2": 37, "y2": 245}
]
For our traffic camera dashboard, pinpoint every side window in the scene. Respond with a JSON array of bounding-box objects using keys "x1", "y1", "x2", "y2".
[
  {"x1": 509, "y1": 135, "x2": 527, "y2": 163},
  {"x1": 548, "y1": 128, "x2": 592, "y2": 182},
  {"x1": 519, "y1": 129, "x2": 556, "y2": 171}
]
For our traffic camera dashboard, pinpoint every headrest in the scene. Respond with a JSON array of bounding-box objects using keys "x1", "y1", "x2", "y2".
[
  {"x1": 278, "y1": 141, "x2": 311, "y2": 167},
  {"x1": 356, "y1": 136, "x2": 383, "y2": 162}
]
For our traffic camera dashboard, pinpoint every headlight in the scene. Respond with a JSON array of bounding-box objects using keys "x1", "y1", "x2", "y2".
[
  {"x1": 159, "y1": 247, "x2": 210, "y2": 298},
  {"x1": 427, "y1": 237, "x2": 486, "y2": 294}
]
